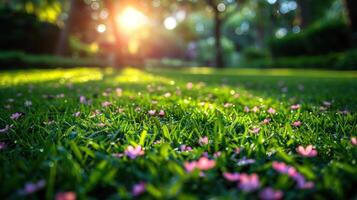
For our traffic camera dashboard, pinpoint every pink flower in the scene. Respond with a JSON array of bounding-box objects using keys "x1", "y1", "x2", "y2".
[
  {"x1": 351, "y1": 137, "x2": 357, "y2": 146},
  {"x1": 267, "y1": 108, "x2": 276, "y2": 114},
  {"x1": 132, "y1": 182, "x2": 146, "y2": 197},
  {"x1": 196, "y1": 157, "x2": 216, "y2": 170},
  {"x1": 180, "y1": 145, "x2": 192, "y2": 152},
  {"x1": 272, "y1": 161, "x2": 296, "y2": 175},
  {"x1": 234, "y1": 147, "x2": 241, "y2": 154},
  {"x1": 116, "y1": 88, "x2": 123, "y2": 96},
  {"x1": 10, "y1": 112, "x2": 23, "y2": 120},
  {"x1": 323, "y1": 101, "x2": 332, "y2": 107},
  {"x1": 125, "y1": 145, "x2": 144, "y2": 159},
  {"x1": 55, "y1": 191, "x2": 77, "y2": 200},
  {"x1": 198, "y1": 136, "x2": 209, "y2": 145},
  {"x1": 184, "y1": 157, "x2": 216, "y2": 172},
  {"x1": 0, "y1": 125, "x2": 10, "y2": 133},
  {"x1": 0, "y1": 142, "x2": 7, "y2": 150},
  {"x1": 262, "y1": 118, "x2": 271, "y2": 124},
  {"x1": 186, "y1": 82, "x2": 193, "y2": 90},
  {"x1": 79, "y1": 96, "x2": 86, "y2": 104},
  {"x1": 224, "y1": 103, "x2": 233, "y2": 108},
  {"x1": 244, "y1": 106, "x2": 250, "y2": 113},
  {"x1": 291, "y1": 104, "x2": 301, "y2": 110},
  {"x1": 252, "y1": 106, "x2": 259, "y2": 113},
  {"x1": 184, "y1": 161, "x2": 197, "y2": 172},
  {"x1": 238, "y1": 173, "x2": 260, "y2": 192},
  {"x1": 102, "y1": 101, "x2": 112, "y2": 107},
  {"x1": 214, "y1": 151, "x2": 221, "y2": 158},
  {"x1": 259, "y1": 187, "x2": 283, "y2": 200},
  {"x1": 223, "y1": 172, "x2": 240, "y2": 182},
  {"x1": 158, "y1": 110, "x2": 165, "y2": 116},
  {"x1": 20, "y1": 180, "x2": 46, "y2": 195},
  {"x1": 296, "y1": 145, "x2": 317, "y2": 157},
  {"x1": 292, "y1": 121, "x2": 302, "y2": 127},
  {"x1": 148, "y1": 110, "x2": 156, "y2": 116},
  {"x1": 73, "y1": 112, "x2": 81, "y2": 118},
  {"x1": 250, "y1": 127, "x2": 260, "y2": 134}
]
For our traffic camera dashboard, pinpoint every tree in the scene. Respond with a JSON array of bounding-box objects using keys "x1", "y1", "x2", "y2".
[{"x1": 343, "y1": 0, "x2": 357, "y2": 37}]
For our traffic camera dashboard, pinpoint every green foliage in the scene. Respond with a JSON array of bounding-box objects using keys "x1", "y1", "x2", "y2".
[
  {"x1": 0, "y1": 51, "x2": 107, "y2": 69},
  {"x1": 0, "y1": 67, "x2": 356, "y2": 199},
  {"x1": 196, "y1": 37, "x2": 236, "y2": 66},
  {"x1": 269, "y1": 20, "x2": 351, "y2": 57},
  {"x1": 240, "y1": 49, "x2": 357, "y2": 70},
  {"x1": 0, "y1": 9, "x2": 59, "y2": 54}
]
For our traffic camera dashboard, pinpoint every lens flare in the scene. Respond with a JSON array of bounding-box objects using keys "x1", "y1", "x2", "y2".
[{"x1": 117, "y1": 7, "x2": 147, "y2": 31}]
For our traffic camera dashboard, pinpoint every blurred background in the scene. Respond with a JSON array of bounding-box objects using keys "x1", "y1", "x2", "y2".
[{"x1": 0, "y1": 0, "x2": 356, "y2": 70}]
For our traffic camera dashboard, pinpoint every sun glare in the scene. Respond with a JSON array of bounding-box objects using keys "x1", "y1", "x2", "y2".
[{"x1": 117, "y1": 7, "x2": 146, "y2": 31}]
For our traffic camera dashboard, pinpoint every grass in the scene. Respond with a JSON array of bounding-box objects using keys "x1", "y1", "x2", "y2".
[{"x1": 0, "y1": 67, "x2": 356, "y2": 199}]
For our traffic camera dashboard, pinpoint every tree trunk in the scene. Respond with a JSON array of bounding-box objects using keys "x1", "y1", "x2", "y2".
[
  {"x1": 214, "y1": 9, "x2": 224, "y2": 68},
  {"x1": 297, "y1": 0, "x2": 311, "y2": 29},
  {"x1": 344, "y1": 0, "x2": 357, "y2": 33},
  {"x1": 55, "y1": 0, "x2": 75, "y2": 56},
  {"x1": 106, "y1": 0, "x2": 123, "y2": 68}
]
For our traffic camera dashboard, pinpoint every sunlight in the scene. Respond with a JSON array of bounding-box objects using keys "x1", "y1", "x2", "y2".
[{"x1": 117, "y1": 7, "x2": 147, "y2": 31}]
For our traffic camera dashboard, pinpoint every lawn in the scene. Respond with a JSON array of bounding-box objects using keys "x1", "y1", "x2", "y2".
[{"x1": 0, "y1": 67, "x2": 356, "y2": 199}]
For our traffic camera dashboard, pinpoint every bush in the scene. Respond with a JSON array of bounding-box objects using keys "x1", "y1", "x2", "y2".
[
  {"x1": 269, "y1": 20, "x2": 351, "y2": 57},
  {"x1": 0, "y1": 9, "x2": 60, "y2": 54},
  {"x1": 0, "y1": 51, "x2": 108, "y2": 69},
  {"x1": 240, "y1": 49, "x2": 357, "y2": 70}
]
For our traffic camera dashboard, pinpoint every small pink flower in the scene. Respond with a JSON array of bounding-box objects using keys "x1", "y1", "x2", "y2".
[
  {"x1": 244, "y1": 106, "x2": 250, "y2": 113},
  {"x1": 184, "y1": 161, "x2": 197, "y2": 172},
  {"x1": 55, "y1": 191, "x2": 77, "y2": 200},
  {"x1": 158, "y1": 110, "x2": 165, "y2": 116},
  {"x1": 116, "y1": 88, "x2": 123, "y2": 96},
  {"x1": 267, "y1": 107, "x2": 276, "y2": 114},
  {"x1": 214, "y1": 151, "x2": 221, "y2": 158},
  {"x1": 223, "y1": 172, "x2": 240, "y2": 182},
  {"x1": 351, "y1": 137, "x2": 357, "y2": 146},
  {"x1": 272, "y1": 161, "x2": 295, "y2": 174},
  {"x1": 292, "y1": 121, "x2": 302, "y2": 127},
  {"x1": 186, "y1": 82, "x2": 193, "y2": 90},
  {"x1": 259, "y1": 187, "x2": 283, "y2": 200},
  {"x1": 250, "y1": 127, "x2": 260, "y2": 134},
  {"x1": 148, "y1": 110, "x2": 156, "y2": 116},
  {"x1": 125, "y1": 145, "x2": 144, "y2": 159},
  {"x1": 296, "y1": 145, "x2": 317, "y2": 157},
  {"x1": 79, "y1": 96, "x2": 86, "y2": 104},
  {"x1": 180, "y1": 145, "x2": 192, "y2": 152},
  {"x1": 132, "y1": 182, "x2": 146, "y2": 197},
  {"x1": 20, "y1": 180, "x2": 46, "y2": 195},
  {"x1": 291, "y1": 104, "x2": 301, "y2": 110},
  {"x1": 10, "y1": 112, "x2": 23, "y2": 120},
  {"x1": 196, "y1": 157, "x2": 216, "y2": 170},
  {"x1": 252, "y1": 106, "x2": 259, "y2": 113},
  {"x1": 262, "y1": 118, "x2": 271, "y2": 124},
  {"x1": 238, "y1": 173, "x2": 260, "y2": 192},
  {"x1": 73, "y1": 112, "x2": 81, "y2": 118},
  {"x1": 0, "y1": 125, "x2": 10, "y2": 133},
  {"x1": 198, "y1": 136, "x2": 209, "y2": 145},
  {"x1": 224, "y1": 103, "x2": 233, "y2": 108},
  {"x1": 323, "y1": 101, "x2": 332, "y2": 107},
  {"x1": 0, "y1": 142, "x2": 7, "y2": 150},
  {"x1": 102, "y1": 101, "x2": 112, "y2": 107}
]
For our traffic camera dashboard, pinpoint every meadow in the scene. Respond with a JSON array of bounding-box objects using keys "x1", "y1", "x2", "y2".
[{"x1": 0, "y1": 67, "x2": 356, "y2": 199}]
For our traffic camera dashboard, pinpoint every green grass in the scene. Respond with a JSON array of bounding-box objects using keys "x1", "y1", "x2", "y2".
[{"x1": 0, "y1": 67, "x2": 356, "y2": 199}]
